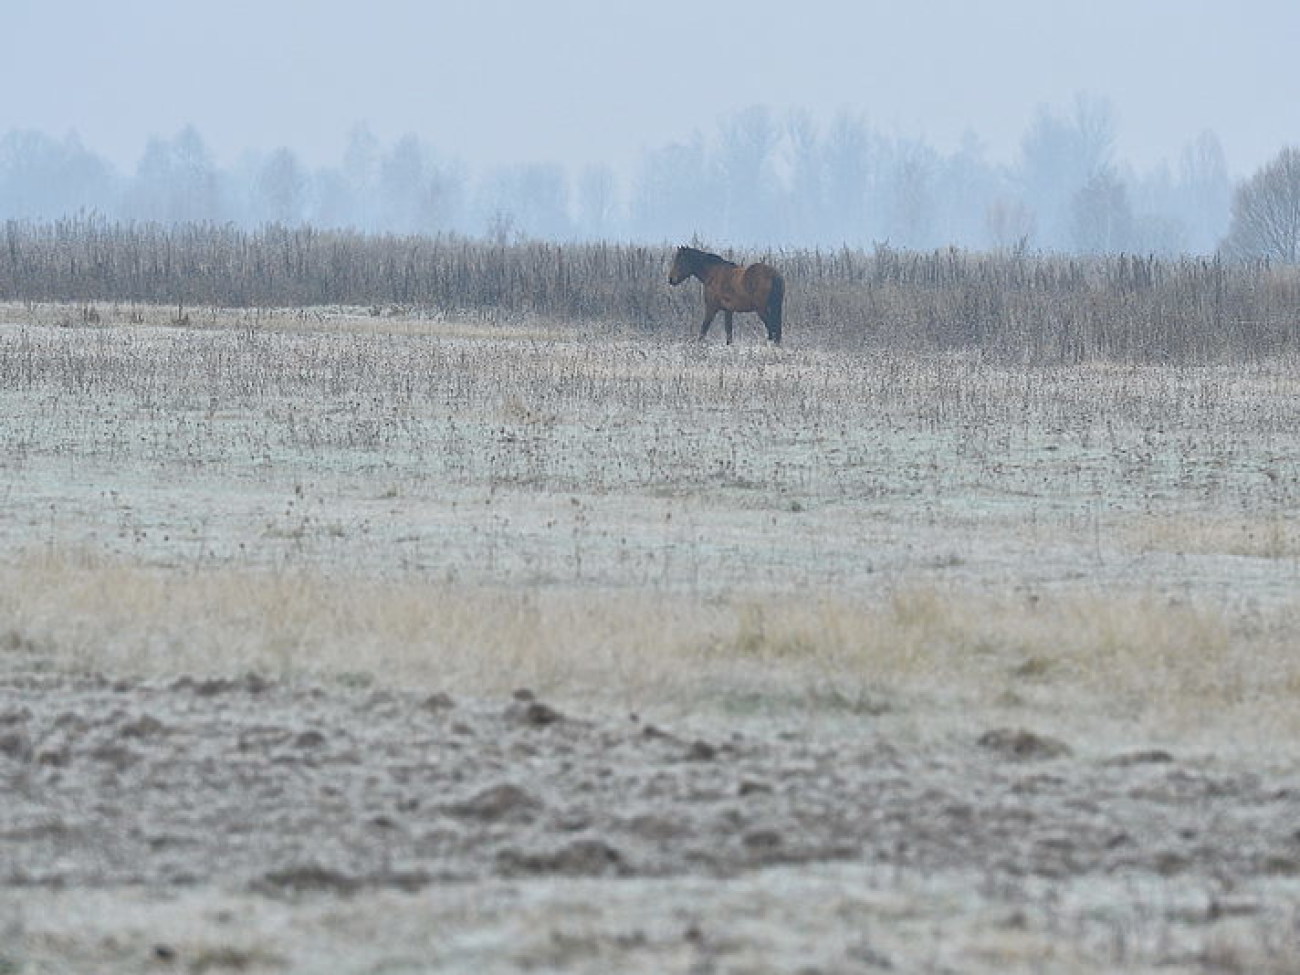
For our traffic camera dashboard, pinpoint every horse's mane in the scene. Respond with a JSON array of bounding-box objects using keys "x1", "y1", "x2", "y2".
[{"x1": 680, "y1": 246, "x2": 736, "y2": 269}]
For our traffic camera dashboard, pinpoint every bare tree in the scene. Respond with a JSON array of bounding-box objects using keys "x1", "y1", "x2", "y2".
[
  {"x1": 1221, "y1": 147, "x2": 1300, "y2": 263},
  {"x1": 575, "y1": 164, "x2": 617, "y2": 239},
  {"x1": 783, "y1": 109, "x2": 823, "y2": 246},
  {"x1": 887, "y1": 140, "x2": 936, "y2": 249},
  {"x1": 0, "y1": 129, "x2": 115, "y2": 219},
  {"x1": 1072, "y1": 169, "x2": 1133, "y2": 253},
  {"x1": 379, "y1": 134, "x2": 426, "y2": 233},
  {"x1": 630, "y1": 135, "x2": 718, "y2": 242},
  {"x1": 716, "y1": 106, "x2": 780, "y2": 242},
  {"x1": 821, "y1": 112, "x2": 877, "y2": 244},
  {"x1": 125, "y1": 126, "x2": 222, "y2": 224},
  {"x1": 1178, "y1": 131, "x2": 1230, "y2": 252},
  {"x1": 257, "y1": 148, "x2": 306, "y2": 225},
  {"x1": 1018, "y1": 94, "x2": 1118, "y2": 249},
  {"x1": 478, "y1": 163, "x2": 571, "y2": 240},
  {"x1": 342, "y1": 124, "x2": 380, "y2": 230},
  {"x1": 986, "y1": 198, "x2": 1035, "y2": 252}
]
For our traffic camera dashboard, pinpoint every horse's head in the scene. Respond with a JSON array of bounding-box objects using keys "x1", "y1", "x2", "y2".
[{"x1": 667, "y1": 246, "x2": 693, "y2": 285}]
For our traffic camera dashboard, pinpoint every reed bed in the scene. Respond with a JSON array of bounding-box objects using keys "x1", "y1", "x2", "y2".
[{"x1": 3, "y1": 217, "x2": 1299, "y2": 362}]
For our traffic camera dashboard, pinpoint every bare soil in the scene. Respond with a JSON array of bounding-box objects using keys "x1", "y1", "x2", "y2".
[{"x1": 3, "y1": 671, "x2": 1300, "y2": 973}]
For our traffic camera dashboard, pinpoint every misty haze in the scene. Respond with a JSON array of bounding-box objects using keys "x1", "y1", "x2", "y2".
[
  {"x1": 0, "y1": 100, "x2": 1249, "y2": 254},
  {"x1": 3, "y1": 0, "x2": 1298, "y2": 256}
]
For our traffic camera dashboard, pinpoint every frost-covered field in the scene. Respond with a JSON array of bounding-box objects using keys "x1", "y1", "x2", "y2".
[{"x1": 3, "y1": 307, "x2": 1300, "y2": 973}]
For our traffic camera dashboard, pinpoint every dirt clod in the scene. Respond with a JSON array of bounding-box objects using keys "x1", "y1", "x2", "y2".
[
  {"x1": 498, "y1": 838, "x2": 627, "y2": 877},
  {"x1": 977, "y1": 727, "x2": 1073, "y2": 761},
  {"x1": 1104, "y1": 749, "x2": 1175, "y2": 766},
  {"x1": 506, "y1": 700, "x2": 565, "y2": 727},
  {"x1": 446, "y1": 783, "x2": 543, "y2": 823},
  {"x1": 293, "y1": 730, "x2": 326, "y2": 749},
  {"x1": 422, "y1": 691, "x2": 456, "y2": 711},
  {"x1": 0, "y1": 730, "x2": 33, "y2": 762},
  {"x1": 685, "y1": 739, "x2": 718, "y2": 761}
]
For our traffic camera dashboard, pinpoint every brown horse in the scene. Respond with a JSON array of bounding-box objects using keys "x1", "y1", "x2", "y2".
[{"x1": 668, "y1": 246, "x2": 784, "y2": 345}]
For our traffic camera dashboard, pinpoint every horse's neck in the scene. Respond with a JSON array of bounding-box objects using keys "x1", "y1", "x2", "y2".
[{"x1": 697, "y1": 256, "x2": 733, "y2": 281}]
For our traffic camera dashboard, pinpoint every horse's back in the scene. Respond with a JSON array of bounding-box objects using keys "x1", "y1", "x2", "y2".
[{"x1": 743, "y1": 262, "x2": 781, "y2": 297}]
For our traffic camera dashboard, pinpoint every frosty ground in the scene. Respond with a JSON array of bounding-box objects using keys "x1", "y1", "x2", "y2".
[{"x1": 2, "y1": 307, "x2": 1300, "y2": 972}]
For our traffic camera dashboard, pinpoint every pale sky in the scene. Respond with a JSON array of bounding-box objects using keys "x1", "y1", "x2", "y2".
[{"x1": 5, "y1": 0, "x2": 1297, "y2": 177}]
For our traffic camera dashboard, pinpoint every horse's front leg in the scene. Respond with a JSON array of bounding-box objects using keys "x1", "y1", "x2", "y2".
[
  {"x1": 724, "y1": 311, "x2": 734, "y2": 344},
  {"x1": 699, "y1": 304, "x2": 720, "y2": 341}
]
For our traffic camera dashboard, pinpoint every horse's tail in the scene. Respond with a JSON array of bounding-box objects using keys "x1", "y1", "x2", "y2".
[{"x1": 766, "y1": 272, "x2": 784, "y2": 344}]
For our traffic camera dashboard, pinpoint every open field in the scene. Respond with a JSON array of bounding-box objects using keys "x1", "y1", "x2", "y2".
[{"x1": 3, "y1": 303, "x2": 1300, "y2": 972}]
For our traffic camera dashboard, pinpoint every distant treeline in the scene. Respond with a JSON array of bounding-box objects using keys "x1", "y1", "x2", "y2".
[
  {"x1": 3, "y1": 217, "x2": 1298, "y2": 364},
  {"x1": 0, "y1": 98, "x2": 1238, "y2": 254}
]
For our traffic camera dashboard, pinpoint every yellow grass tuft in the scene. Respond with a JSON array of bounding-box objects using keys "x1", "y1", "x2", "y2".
[{"x1": 1131, "y1": 513, "x2": 1300, "y2": 560}]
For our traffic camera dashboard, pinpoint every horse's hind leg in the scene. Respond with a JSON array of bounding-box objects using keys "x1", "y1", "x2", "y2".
[{"x1": 724, "y1": 311, "x2": 734, "y2": 345}]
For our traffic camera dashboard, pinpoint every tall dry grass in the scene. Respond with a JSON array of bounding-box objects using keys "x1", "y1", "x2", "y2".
[{"x1": 3, "y1": 218, "x2": 1299, "y2": 362}]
